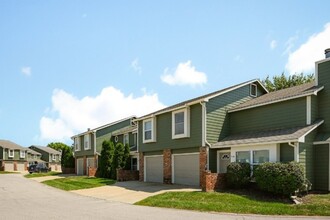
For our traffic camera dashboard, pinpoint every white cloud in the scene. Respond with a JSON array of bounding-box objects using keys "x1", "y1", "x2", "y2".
[
  {"x1": 283, "y1": 35, "x2": 298, "y2": 56},
  {"x1": 131, "y1": 58, "x2": 142, "y2": 74},
  {"x1": 285, "y1": 23, "x2": 330, "y2": 74},
  {"x1": 38, "y1": 87, "x2": 166, "y2": 143},
  {"x1": 161, "y1": 61, "x2": 207, "y2": 86},
  {"x1": 270, "y1": 40, "x2": 277, "y2": 50},
  {"x1": 21, "y1": 66, "x2": 31, "y2": 76}
]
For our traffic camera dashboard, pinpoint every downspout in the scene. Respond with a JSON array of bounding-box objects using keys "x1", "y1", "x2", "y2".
[
  {"x1": 288, "y1": 142, "x2": 299, "y2": 162},
  {"x1": 200, "y1": 101, "x2": 210, "y2": 170}
]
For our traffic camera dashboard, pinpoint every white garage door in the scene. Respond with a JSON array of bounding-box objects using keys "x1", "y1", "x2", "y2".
[
  {"x1": 17, "y1": 162, "x2": 25, "y2": 171},
  {"x1": 4, "y1": 162, "x2": 14, "y2": 171},
  {"x1": 77, "y1": 158, "x2": 84, "y2": 175},
  {"x1": 173, "y1": 153, "x2": 200, "y2": 186},
  {"x1": 56, "y1": 165, "x2": 62, "y2": 172},
  {"x1": 50, "y1": 165, "x2": 56, "y2": 171},
  {"x1": 145, "y1": 155, "x2": 163, "y2": 183}
]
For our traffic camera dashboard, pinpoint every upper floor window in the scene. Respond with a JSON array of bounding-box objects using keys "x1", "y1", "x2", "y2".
[
  {"x1": 172, "y1": 108, "x2": 190, "y2": 139},
  {"x1": 143, "y1": 118, "x2": 156, "y2": 143},
  {"x1": 20, "y1": 150, "x2": 25, "y2": 158},
  {"x1": 84, "y1": 134, "x2": 91, "y2": 150},
  {"x1": 8, "y1": 149, "x2": 14, "y2": 158},
  {"x1": 250, "y1": 84, "x2": 257, "y2": 97},
  {"x1": 52, "y1": 154, "x2": 56, "y2": 161},
  {"x1": 75, "y1": 137, "x2": 81, "y2": 151},
  {"x1": 123, "y1": 134, "x2": 129, "y2": 146}
]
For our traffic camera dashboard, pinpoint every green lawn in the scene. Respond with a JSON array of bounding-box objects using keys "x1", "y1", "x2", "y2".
[
  {"x1": 24, "y1": 171, "x2": 60, "y2": 178},
  {"x1": 43, "y1": 176, "x2": 115, "y2": 191},
  {"x1": 135, "y1": 191, "x2": 330, "y2": 216}
]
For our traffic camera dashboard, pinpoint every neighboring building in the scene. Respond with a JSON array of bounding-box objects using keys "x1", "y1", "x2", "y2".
[
  {"x1": 26, "y1": 148, "x2": 44, "y2": 167},
  {"x1": 0, "y1": 140, "x2": 27, "y2": 172},
  {"x1": 71, "y1": 116, "x2": 137, "y2": 176},
  {"x1": 136, "y1": 79, "x2": 268, "y2": 186},
  {"x1": 29, "y1": 145, "x2": 62, "y2": 172},
  {"x1": 136, "y1": 49, "x2": 330, "y2": 191}
]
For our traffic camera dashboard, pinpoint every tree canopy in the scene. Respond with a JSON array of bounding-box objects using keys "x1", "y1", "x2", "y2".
[
  {"x1": 262, "y1": 73, "x2": 314, "y2": 92},
  {"x1": 47, "y1": 142, "x2": 75, "y2": 168}
]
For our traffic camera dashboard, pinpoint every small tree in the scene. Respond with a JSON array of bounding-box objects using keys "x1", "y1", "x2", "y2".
[
  {"x1": 110, "y1": 142, "x2": 131, "y2": 179},
  {"x1": 262, "y1": 73, "x2": 314, "y2": 92},
  {"x1": 48, "y1": 142, "x2": 74, "y2": 168},
  {"x1": 98, "y1": 140, "x2": 114, "y2": 178}
]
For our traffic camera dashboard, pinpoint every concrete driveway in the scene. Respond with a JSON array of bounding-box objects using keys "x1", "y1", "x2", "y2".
[{"x1": 71, "y1": 181, "x2": 200, "y2": 204}]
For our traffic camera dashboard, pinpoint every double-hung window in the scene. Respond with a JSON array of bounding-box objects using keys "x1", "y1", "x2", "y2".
[
  {"x1": 52, "y1": 154, "x2": 56, "y2": 161},
  {"x1": 20, "y1": 150, "x2": 25, "y2": 158},
  {"x1": 84, "y1": 134, "x2": 90, "y2": 150},
  {"x1": 236, "y1": 149, "x2": 269, "y2": 173},
  {"x1": 143, "y1": 118, "x2": 156, "y2": 143},
  {"x1": 75, "y1": 137, "x2": 81, "y2": 151},
  {"x1": 123, "y1": 134, "x2": 129, "y2": 146},
  {"x1": 8, "y1": 149, "x2": 14, "y2": 158},
  {"x1": 172, "y1": 108, "x2": 190, "y2": 139}
]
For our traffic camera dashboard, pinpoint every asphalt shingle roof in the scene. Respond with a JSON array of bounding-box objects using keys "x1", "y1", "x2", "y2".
[
  {"x1": 229, "y1": 82, "x2": 323, "y2": 112},
  {"x1": 0, "y1": 140, "x2": 25, "y2": 150},
  {"x1": 212, "y1": 120, "x2": 323, "y2": 148},
  {"x1": 26, "y1": 148, "x2": 42, "y2": 155},
  {"x1": 30, "y1": 145, "x2": 61, "y2": 155}
]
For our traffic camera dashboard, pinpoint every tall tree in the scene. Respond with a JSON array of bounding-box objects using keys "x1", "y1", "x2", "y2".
[
  {"x1": 262, "y1": 73, "x2": 314, "y2": 92},
  {"x1": 48, "y1": 142, "x2": 74, "y2": 168},
  {"x1": 98, "y1": 140, "x2": 114, "y2": 178}
]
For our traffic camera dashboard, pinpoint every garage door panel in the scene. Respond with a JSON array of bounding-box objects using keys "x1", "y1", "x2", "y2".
[
  {"x1": 173, "y1": 154, "x2": 199, "y2": 186},
  {"x1": 4, "y1": 162, "x2": 14, "y2": 171},
  {"x1": 77, "y1": 159, "x2": 84, "y2": 175},
  {"x1": 17, "y1": 163, "x2": 25, "y2": 171},
  {"x1": 145, "y1": 156, "x2": 163, "y2": 183}
]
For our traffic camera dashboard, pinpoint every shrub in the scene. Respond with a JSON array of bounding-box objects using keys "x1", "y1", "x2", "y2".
[
  {"x1": 254, "y1": 162, "x2": 307, "y2": 196},
  {"x1": 226, "y1": 162, "x2": 251, "y2": 188}
]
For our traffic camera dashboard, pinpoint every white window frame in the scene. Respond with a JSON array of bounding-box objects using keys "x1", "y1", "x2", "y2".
[
  {"x1": 84, "y1": 134, "x2": 91, "y2": 150},
  {"x1": 52, "y1": 154, "x2": 56, "y2": 161},
  {"x1": 8, "y1": 149, "x2": 14, "y2": 158},
  {"x1": 143, "y1": 117, "x2": 156, "y2": 143},
  {"x1": 172, "y1": 108, "x2": 190, "y2": 139},
  {"x1": 20, "y1": 150, "x2": 25, "y2": 158},
  {"x1": 250, "y1": 83, "x2": 257, "y2": 97},
  {"x1": 75, "y1": 137, "x2": 81, "y2": 151},
  {"x1": 123, "y1": 133, "x2": 129, "y2": 146}
]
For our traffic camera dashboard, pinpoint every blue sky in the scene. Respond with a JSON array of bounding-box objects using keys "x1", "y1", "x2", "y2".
[{"x1": 1, "y1": 1, "x2": 330, "y2": 147}]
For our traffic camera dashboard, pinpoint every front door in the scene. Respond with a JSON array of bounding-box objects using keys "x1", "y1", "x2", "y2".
[{"x1": 219, "y1": 152, "x2": 231, "y2": 173}]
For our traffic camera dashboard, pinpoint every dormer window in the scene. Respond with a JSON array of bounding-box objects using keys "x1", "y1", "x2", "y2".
[
  {"x1": 172, "y1": 108, "x2": 190, "y2": 139},
  {"x1": 250, "y1": 84, "x2": 257, "y2": 97}
]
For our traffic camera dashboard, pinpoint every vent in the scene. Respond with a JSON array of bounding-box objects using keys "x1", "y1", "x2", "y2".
[{"x1": 325, "y1": 48, "x2": 330, "y2": 58}]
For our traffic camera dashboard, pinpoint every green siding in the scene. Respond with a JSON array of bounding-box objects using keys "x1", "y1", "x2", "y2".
[
  {"x1": 314, "y1": 144, "x2": 329, "y2": 191},
  {"x1": 209, "y1": 148, "x2": 218, "y2": 172},
  {"x1": 139, "y1": 104, "x2": 203, "y2": 152},
  {"x1": 318, "y1": 60, "x2": 330, "y2": 132},
  {"x1": 206, "y1": 84, "x2": 258, "y2": 143},
  {"x1": 144, "y1": 151, "x2": 163, "y2": 156},
  {"x1": 0, "y1": 147, "x2": 3, "y2": 159},
  {"x1": 74, "y1": 133, "x2": 95, "y2": 157},
  {"x1": 280, "y1": 143, "x2": 294, "y2": 162},
  {"x1": 172, "y1": 147, "x2": 199, "y2": 154},
  {"x1": 299, "y1": 130, "x2": 317, "y2": 186},
  {"x1": 229, "y1": 97, "x2": 306, "y2": 134},
  {"x1": 311, "y1": 95, "x2": 318, "y2": 122}
]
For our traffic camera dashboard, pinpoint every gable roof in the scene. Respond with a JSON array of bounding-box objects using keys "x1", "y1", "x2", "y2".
[
  {"x1": 0, "y1": 140, "x2": 25, "y2": 150},
  {"x1": 212, "y1": 120, "x2": 323, "y2": 148},
  {"x1": 137, "y1": 79, "x2": 267, "y2": 120},
  {"x1": 71, "y1": 116, "x2": 136, "y2": 139},
  {"x1": 26, "y1": 148, "x2": 42, "y2": 155},
  {"x1": 229, "y1": 82, "x2": 324, "y2": 113},
  {"x1": 29, "y1": 145, "x2": 61, "y2": 155}
]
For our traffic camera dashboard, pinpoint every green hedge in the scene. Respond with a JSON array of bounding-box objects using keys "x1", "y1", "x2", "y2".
[
  {"x1": 254, "y1": 162, "x2": 308, "y2": 196},
  {"x1": 226, "y1": 162, "x2": 251, "y2": 188}
]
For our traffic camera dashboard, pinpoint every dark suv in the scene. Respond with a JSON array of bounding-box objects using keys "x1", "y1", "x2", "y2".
[{"x1": 28, "y1": 163, "x2": 50, "y2": 174}]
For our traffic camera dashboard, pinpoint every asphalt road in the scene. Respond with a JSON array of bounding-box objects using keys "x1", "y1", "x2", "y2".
[{"x1": 0, "y1": 174, "x2": 328, "y2": 220}]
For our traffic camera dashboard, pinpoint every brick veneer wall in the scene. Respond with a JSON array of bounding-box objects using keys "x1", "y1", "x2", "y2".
[
  {"x1": 199, "y1": 147, "x2": 207, "y2": 187},
  {"x1": 163, "y1": 149, "x2": 172, "y2": 184},
  {"x1": 202, "y1": 171, "x2": 226, "y2": 192},
  {"x1": 139, "y1": 152, "x2": 144, "y2": 181},
  {"x1": 117, "y1": 169, "x2": 139, "y2": 181},
  {"x1": 88, "y1": 167, "x2": 97, "y2": 177}
]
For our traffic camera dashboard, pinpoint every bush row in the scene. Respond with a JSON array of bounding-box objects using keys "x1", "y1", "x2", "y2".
[{"x1": 226, "y1": 162, "x2": 309, "y2": 196}]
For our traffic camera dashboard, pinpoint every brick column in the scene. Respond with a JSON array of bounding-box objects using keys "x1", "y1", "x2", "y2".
[
  {"x1": 14, "y1": 162, "x2": 17, "y2": 171},
  {"x1": 199, "y1": 147, "x2": 207, "y2": 187},
  {"x1": 163, "y1": 149, "x2": 172, "y2": 184},
  {"x1": 139, "y1": 152, "x2": 144, "y2": 181}
]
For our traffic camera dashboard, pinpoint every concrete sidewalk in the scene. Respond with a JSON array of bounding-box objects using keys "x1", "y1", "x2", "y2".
[{"x1": 71, "y1": 181, "x2": 200, "y2": 204}]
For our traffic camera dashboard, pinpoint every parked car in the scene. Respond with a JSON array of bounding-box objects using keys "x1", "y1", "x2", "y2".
[{"x1": 28, "y1": 163, "x2": 50, "y2": 174}]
